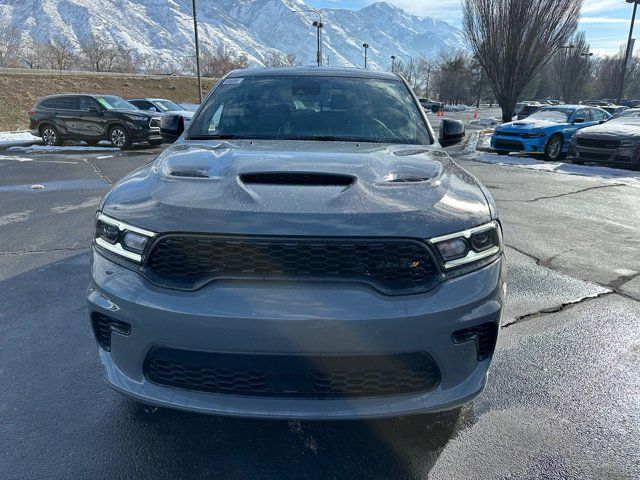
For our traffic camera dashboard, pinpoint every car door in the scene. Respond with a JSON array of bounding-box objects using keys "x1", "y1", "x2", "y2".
[
  {"x1": 53, "y1": 96, "x2": 79, "y2": 137},
  {"x1": 77, "y1": 96, "x2": 106, "y2": 140},
  {"x1": 567, "y1": 108, "x2": 591, "y2": 137}
]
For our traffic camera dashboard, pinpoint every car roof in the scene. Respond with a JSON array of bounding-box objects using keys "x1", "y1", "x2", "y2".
[{"x1": 226, "y1": 66, "x2": 399, "y2": 80}]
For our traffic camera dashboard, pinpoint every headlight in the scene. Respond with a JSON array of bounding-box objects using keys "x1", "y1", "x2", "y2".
[
  {"x1": 124, "y1": 114, "x2": 147, "y2": 122},
  {"x1": 525, "y1": 132, "x2": 546, "y2": 138},
  {"x1": 429, "y1": 221, "x2": 502, "y2": 269},
  {"x1": 94, "y1": 213, "x2": 156, "y2": 263}
]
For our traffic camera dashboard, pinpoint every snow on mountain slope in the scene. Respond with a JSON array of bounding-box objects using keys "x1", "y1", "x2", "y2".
[{"x1": 0, "y1": 0, "x2": 465, "y2": 70}]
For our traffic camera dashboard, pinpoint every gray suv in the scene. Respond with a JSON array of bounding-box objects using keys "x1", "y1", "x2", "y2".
[{"x1": 88, "y1": 67, "x2": 505, "y2": 419}]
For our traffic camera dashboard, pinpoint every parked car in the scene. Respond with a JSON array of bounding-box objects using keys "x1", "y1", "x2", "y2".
[
  {"x1": 601, "y1": 105, "x2": 628, "y2": 116},
  {"x1": 491, "y1": 105, "x2": 611, "y2": 161},
  {"x1": 88, "y1": 67, "x2": 504, "y2": 419},
  {"x1": 570, "y1": 108, "x2": 640, "y2": 167},
  {"x1": 514, "y1": 101, "x2": 540, "y2": 118},
  {"x1": 584, "y1": 100, "x2": 613, "y2": 107},
  {"x1": 516, "y1": 102, "x2": 543, "y2": 120},
  {"x1": 128, "y1": 97, "x2": 195, "y2": 143},
  {"x1": 29, "y1": 94, "x2": 162, "y2": 149},
  {"x1": 419, "y1": 98, "x2": 444, "y2": 112},
  {"x1": 619, "y1": 99, "x2": 640, "y2": 108}
]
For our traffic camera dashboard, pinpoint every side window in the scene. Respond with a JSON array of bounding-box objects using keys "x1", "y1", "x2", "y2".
[
  {"x1": 573, "y1": 109, "x2": 590, "y2": 122},
  {"x1": 78, "y1": 96, "x2": 98, "y2": 111},
  {"x1": 133, "y1": 100, "x2": 153, "y2": 110},
  {"x1": 56, "y1": 96, "x2": 78, "y2": 110},
  {"x1": 590, "y1": 109, "x2": 604, "y2": 121},
  {"x1": 40, "y1": 99, "x2": 57, "y2": 109}
]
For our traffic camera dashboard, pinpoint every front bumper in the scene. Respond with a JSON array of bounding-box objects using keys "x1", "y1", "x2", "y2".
[
  {"x1": 87, "y1": 251, "x2": 505, "y2": 419},
  {"x1": 570, "y1": 143, "x2": 640, "y2": 166},
  {"x1": 491, "y1": 134, "x2": 549, "y2": 153}
]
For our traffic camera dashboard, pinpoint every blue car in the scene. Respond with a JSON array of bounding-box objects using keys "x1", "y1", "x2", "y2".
[{"x1": 491, "y1": 105, "x2": 611, "y2": 161}]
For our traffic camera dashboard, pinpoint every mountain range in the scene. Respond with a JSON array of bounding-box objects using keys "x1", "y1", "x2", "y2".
[{"x1": 0, "y1": 0, "x2": 465, "y2": 70}]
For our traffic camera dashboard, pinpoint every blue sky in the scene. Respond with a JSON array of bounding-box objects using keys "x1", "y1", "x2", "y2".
[{"x1": 306, "y1": 0, "x2": 633, "y2": 55}]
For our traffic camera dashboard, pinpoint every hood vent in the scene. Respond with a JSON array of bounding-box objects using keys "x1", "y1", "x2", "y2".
[{"x1": 239, "y1": 172, "x2": 355, "y2": 186}]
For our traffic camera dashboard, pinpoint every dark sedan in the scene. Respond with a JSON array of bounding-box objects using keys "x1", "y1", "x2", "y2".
[{"x1": 570, "y1": 108, "x2": 640, "y2": 167}]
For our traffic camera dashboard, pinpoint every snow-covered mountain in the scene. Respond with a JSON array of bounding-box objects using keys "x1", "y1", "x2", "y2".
[{"x1": 0, "y1": 0, "x2": 464, "y2": 70}]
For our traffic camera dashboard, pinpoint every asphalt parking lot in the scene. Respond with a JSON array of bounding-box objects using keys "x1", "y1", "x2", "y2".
[{"x1": 1, "y1": 140, "x2": 639, "y2": 479}]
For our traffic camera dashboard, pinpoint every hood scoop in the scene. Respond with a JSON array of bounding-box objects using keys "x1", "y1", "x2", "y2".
[{"x1": 239, "y1": 172, "x2": 355, "y2": 187}]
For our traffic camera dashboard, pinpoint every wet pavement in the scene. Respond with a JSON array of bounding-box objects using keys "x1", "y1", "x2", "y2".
[{"x1": 1, "y1": 143, "x2": 639, "y2": 479}]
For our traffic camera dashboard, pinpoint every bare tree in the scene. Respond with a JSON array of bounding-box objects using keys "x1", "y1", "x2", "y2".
[
  {"x1": 463, "y1": 0, "x2": 582, "y2": 122},
  {"x1": 264, "y1": 52, "x2": 300, "y2": 67},
  {"x1": 591, "y1": 49, "x2": 625, "y2": 99},
  {"x1": 46, "y1": 36, "x2": 76, "y2": 72},
  {"x1": 80, "y1": 33, "x2": 116, "y2": 72},
  {"x1": 434, "y1": 51, "x2": 475, "y2": 105},
  {"x1": 200, "y1": 46, "x2": 249, "y2": 78},
  {"x1": 0, "y1": 24, "x2": 22, "y2": 67},
  {"x1": 551, "y1": 31, "x2": 592, "y2": 102}
]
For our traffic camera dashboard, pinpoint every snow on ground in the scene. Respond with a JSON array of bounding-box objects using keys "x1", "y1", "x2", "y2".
[
  {"x1": 469, "y1": 117, "x2": 499, "y2": 127},
  {"x1": 8, "y1": 145, "x2": 118, "y2": 153},
  {"x1": 0, "y1": 131, "x2": 41, "y2": 147},
  {"x1": 471, "y1": 152, "x2": 640, "y2": 187}
]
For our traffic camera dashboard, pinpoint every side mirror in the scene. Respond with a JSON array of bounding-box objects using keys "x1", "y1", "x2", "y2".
[
  {"x1": 88, "y1": 106, "x2": 102, "y2": 114},
  {"x1": 439, "y1": 119, "x2": 465, "y2": 146},
  {"x1": 599, "y1": 119, "x2": 607, "y2": 124},
  {"x1": 572, "y1": 118, "x2": 584, "y2": 124}
]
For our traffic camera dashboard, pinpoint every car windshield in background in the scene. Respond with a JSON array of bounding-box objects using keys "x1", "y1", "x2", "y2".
[
  {"x1": 188, "y1": 75, "x2": 431, "y2": 144},
  {"x1": 96, "y1": 96, "x2": 137, "y2": 111},
  {"x1": 527, "y1": 109, "x2": 570, "y2": 122},
  {"x1": 154, "y1": 100, "x2": 183, "y2": 112},
  {"x1": 612, "y1": 110, "x2": 640, "y2": 122}
]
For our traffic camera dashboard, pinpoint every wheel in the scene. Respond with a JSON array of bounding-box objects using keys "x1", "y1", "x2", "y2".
[
  {"x1": 40, "y1": 124, "x2": 62, "y2": 146},
  {"x1": 109, "y1": 125, "x2": 132, "y2": 149},
  {"x1": 149, "y1": 138, "x2": 164, "y2": 146},
  {"x1": 544, "y1": 134, "x2": 565, "y2": 161}
]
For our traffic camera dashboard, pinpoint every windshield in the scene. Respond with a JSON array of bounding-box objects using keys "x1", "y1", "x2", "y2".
[
  {"x1": 188, "y1": 75, "x2": 431, "y2": 144},
  {"x1": 154, "y1": 100, "x2": 183, "y2": 112},
  {"x1": 527, "y1": 109, "x2": 570, "y2": 122},
  {"x1": 95, "y1": 96, "x2": 137, "y2": 111},
  {"x1": 611, "y1": 110, "x2": 640, "y2": 122}
]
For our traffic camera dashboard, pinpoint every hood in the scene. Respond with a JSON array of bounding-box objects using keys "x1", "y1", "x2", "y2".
[
  {"x1": 101, "y1": 140, "x2": 492, "y2": 238},
  {"x1": 499, "y1": 119, "x2": 560, "y2": 131},
  {"x1": 576, "y1": 120, "x2": 640, "y2": 139}
]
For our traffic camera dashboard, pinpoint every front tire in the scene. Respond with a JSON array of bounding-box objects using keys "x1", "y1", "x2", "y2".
[
  {"x1": 41, "y1": 125, "x2": 62, "y2": 146},
  {"x1": 109, "y1": 125, "x2": 131, "y2": 150},
  {"x1": 544, "y1": 134, "x2": 564, "y2": 161}
]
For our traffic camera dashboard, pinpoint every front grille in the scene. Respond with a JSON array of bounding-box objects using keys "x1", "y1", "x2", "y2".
[
  {"x1": 494, "y1": 139, "x2": 524, "y2": 150},
  {"x1": 149, "y1": 118, "x2": 161, "y2": 129},
  {"x1": 577, "y1": 137, "x2": 620, "y2": 149},
  {"x1": 144, "y1": 347, "x2": 441, "y2": 398},
  {"x1": 578, "y1": 151, "x2": 613, "y2": 161},
  {"x1": 91, "y1": 313, "x2": 131, "y2": 351},
  {"x1": 143, "y1": 235, "x2": 439, "y2": 294},
  {"x1": 495, "y1": 130, "x2": 528, "y2": 138}
]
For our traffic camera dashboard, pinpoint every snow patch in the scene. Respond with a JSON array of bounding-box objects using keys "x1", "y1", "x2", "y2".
[
  {"x1": 0, "y1": 131, "x2": 41, "y2": 146},
  {"x1": 472, "y1": 153, "x2": 640, "y2": 186},
  {"x1": 8, "y1": 145, "x2": 118, "y2": 153}
]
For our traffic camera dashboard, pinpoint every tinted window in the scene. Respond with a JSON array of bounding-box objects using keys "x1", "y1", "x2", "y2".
[
  {"x1": 56, "y1": 96, "x2": 78, "y2": 110},
  {"x1": 130, "y1": 100, "x2": 153, "y2": 110},
  {"x1": 590, "y1": 109, "x2": 605, "y2": 121},
  {"x1": 189, "y1": 75, "x2": 431, "y2": 145},
  {"x1": 78, "y1": 96, "x2": 98, "y2": 111},
  {"x1": 40, "y1": 99, "x2": 57, "y2": 109}
]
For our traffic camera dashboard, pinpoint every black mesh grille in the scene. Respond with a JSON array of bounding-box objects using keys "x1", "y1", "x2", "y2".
[
  {"x1": 494, "y1": 139, "x2": 524, "y2": 150},
  {"x1": 143, "y1": 235, "x2": 439, "y2": 294},
  {"x1": 144, "y1": 347, "x2": 440, "y2": 398},
  {"x1": 577, "y1": 137, "x2": 620, "y2": 149},
  {"x1": 91, "y1": 313, "x2": 131, "y2": 351}
]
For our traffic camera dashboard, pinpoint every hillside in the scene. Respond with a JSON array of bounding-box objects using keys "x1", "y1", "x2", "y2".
[
  {"x1": 0, "y1": 0, "x2": 464, "y2": 70},
  {"x1": 0, "y1": 69, "x2": 216, "y2": 131}
]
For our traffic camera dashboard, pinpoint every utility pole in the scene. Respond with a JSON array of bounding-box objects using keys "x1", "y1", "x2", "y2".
[
  {"x1": 292, "y1": 8, "x2": 324, "y2": 66},
  {"x1": 391, "y1": 55, "x2": 396, "y2": 72},
  {"x1": 363, "y1": 43, "x2": 369, "y2": 69},
  {"x1": 192, "y1": 0, "x2": 202, "y2": 103},
  {"x1": 618, "y1": 0, "x2": 639, "y2": 104}
]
